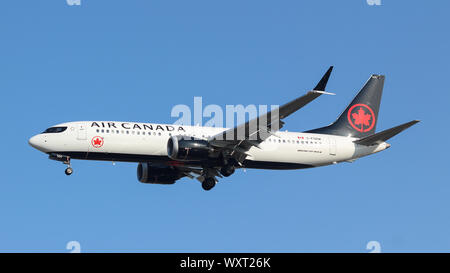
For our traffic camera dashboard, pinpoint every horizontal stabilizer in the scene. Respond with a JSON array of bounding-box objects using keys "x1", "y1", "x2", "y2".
[{"x1": 354, "y1": 120, "x2": 420, "y2": 146}]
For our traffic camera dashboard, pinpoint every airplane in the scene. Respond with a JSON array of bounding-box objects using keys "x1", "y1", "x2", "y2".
[{"x1": 28, "y1": 67, "x2": 419, "y2": 191}]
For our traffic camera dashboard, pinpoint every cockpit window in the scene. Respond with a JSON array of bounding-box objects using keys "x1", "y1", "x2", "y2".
[{"x1": 42, "y1": 127, "x2": 67, "y2": 134}]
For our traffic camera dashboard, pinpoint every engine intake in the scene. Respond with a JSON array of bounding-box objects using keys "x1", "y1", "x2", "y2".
[
  {"x1": 167, "y1": 136, "x2": 214, "y2": 161},
  {"x1": 137, "y1": 163, "x2": 182, "y2": 184}
]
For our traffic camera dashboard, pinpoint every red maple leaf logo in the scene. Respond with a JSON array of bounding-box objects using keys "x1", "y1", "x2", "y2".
[
  {"x1": 347, "y1": 104, "x2": 376, "y2": 132},
  {"x1": 351, "y1": 107, "x2": 372, "y2": 131},
  {"x1": 92, "y1": 136, "x2": 103, "y2": 148},
  {"x1": 93, "y1": 138, "x2": 102, "y2": 145}
]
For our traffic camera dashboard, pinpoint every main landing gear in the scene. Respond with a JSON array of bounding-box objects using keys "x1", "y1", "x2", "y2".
[
  {"x1": 201, "y1": 177, "x2": 216, "y2": 191},
  {"x1": 220, "y1": 158, "x2": 237, "y2": 177},
  {"x1": 200, "y1": 159, "x2": 238, "y2": 191},
  {"x1": 220, "y1": 164, "x2": 235, "y2": 177}
]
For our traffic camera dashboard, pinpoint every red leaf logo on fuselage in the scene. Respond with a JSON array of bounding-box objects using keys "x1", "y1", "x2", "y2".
[
  {"x1": 91, "y1": 136, "x2": 104, "y2": 148},
  {"x1": 347, "y1": 104, "x2": 375, "y2": 132}
]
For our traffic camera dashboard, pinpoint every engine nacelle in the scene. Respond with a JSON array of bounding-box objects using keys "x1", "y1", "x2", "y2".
[
  {"x1": 167, "y1": 136, "x2": 215, "y2": 161},
  {"x1": 137, "y1": 163, "x2": 181, "y2": 184}
]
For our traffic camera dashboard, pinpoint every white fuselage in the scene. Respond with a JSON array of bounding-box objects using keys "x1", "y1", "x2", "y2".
[{"x1": 29, "y1": 121, "x2": 389, "y2": 169}]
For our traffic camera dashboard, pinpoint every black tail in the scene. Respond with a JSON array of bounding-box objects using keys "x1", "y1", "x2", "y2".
[{"x1": 307, "y1": 74, "x2": 385, "y2": 138}]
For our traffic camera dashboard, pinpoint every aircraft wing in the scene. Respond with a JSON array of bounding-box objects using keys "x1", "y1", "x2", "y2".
[{"x1": 208, "y1": 66, "x2": 334, "y2": 162}]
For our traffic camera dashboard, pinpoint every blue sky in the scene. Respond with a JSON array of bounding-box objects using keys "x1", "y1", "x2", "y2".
[{"x1": 0, "y1": 0, "x2": 449, "y2": 252}]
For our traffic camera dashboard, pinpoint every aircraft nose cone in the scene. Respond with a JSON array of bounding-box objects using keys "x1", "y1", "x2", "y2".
[
  {"x1": 29, "y1": 134, "x2": 48, "y2": 152},
  {"x1": 28, "y1": 135, "x2": 39, "y2": 148}
]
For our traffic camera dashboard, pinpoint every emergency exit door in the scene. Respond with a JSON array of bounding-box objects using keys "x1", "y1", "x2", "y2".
[{"x1": 329, "y1": 138, "x2": 336, "y2": 156}]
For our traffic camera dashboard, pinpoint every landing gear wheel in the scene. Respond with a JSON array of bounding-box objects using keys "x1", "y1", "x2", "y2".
[
  {"x1": 65, "y1": 167, "x2": 73, "y2": 176},
  {"x1": 220, "y1": 165, "x2": 235, "y2": 177},
  {"x1": 202, "y1": 177, "x2": 216, "y2": 191}
]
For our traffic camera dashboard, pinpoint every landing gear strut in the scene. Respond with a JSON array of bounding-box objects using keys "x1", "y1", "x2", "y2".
[
  {"x1": 202, "y1": 177, "x2": 216, "y2": 191},
  {"x1": 64, "y1": 157, "x2": 73, "y2": 176},
  {"x1": 48, "y1": 153, "x2": 74, "y2": 176}
]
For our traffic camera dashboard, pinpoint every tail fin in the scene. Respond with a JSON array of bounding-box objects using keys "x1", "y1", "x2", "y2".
[{"x1": 307, "y1": 74, "x2": 385, "y2": 138}]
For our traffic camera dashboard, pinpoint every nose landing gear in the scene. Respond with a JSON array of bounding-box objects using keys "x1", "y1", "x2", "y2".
[
  {"x1": 48, "y1": 153, "x2": 74, "y2": 176},
  {"x1": 65, "y1": 167, "x2": 73, "y2": 176},
  {"x1": 48, "y1": 153, "x2": 73, "y2": 175},
  {"x1": 63, "y1": 156, "x2": 73, "y2": 176}
]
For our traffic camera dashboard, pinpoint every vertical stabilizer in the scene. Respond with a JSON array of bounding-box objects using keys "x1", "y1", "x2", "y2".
[{"x1": 307, "y1": 74, "x2": 384, "y2": 138}]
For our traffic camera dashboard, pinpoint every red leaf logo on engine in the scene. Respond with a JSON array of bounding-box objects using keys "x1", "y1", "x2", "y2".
[
  {"x1": 91, "y1": 136, "x2": 104, "y2": 148},
  {"x1": 347, "y1": 104, "x2": 375, "y2": 132}
]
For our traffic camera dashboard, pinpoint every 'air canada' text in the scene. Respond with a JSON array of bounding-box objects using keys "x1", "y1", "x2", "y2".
[{"x1": 91, "y1": 122, "x2": 186, "y2": 132}]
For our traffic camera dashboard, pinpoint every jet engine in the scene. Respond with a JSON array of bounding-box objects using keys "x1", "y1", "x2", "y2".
[
  {"x1": 167, "y1": 136, "x2": 216, "y2": 161},
  {"x1": 137, "y1": 163, "x2": 183, "y2": 184}
]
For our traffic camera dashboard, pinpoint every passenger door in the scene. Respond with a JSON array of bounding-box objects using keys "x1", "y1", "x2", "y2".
[{"x1": 77, "y1": 123, "x2": 87, "y2": 140}]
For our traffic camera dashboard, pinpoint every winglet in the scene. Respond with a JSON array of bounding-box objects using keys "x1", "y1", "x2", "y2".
[{"x1": 314, "y1": 66, "x2": 333, "y2": 91}]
